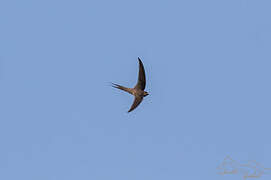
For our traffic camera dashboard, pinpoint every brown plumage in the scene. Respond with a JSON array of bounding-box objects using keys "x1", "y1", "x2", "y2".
[{"x1": 112, "y1": 57, "x2": 149, "y2": 112}]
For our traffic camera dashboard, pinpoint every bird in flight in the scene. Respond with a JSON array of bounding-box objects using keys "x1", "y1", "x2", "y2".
[{"x1": 112, "y1": 57, "x2": 149, "y2": 112}]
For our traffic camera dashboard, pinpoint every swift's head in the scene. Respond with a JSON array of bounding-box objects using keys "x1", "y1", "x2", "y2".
[{"x1": 143, "y1": 91, "x2": 149, "y2": 97}]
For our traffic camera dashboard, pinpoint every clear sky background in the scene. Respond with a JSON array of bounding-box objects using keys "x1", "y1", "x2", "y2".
[{"x1": 1, "y1": 0, "x2": 271, "y2": 180}]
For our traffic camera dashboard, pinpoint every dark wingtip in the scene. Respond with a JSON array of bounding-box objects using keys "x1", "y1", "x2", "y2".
[
  {"x1": 128, "y1": 107, "x2": 136, "y2": 113},
  {"x1": 138, "y1": 57, "x2": 142, "y2": 62}
]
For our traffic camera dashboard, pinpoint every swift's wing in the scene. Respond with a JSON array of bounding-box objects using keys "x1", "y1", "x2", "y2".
[
  {"x1": 134, "y1": 58, "x2": 146, "y2": 90},
  {"x1": 128, "y1": 96, "x2": 143, "y2": 112}
]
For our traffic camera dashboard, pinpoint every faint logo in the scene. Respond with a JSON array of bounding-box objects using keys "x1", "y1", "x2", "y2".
[{"x1": 217, "y1": 156, "x2": 271, "y2": 180}]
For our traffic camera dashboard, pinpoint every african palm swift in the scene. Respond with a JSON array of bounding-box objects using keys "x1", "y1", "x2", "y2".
[{"x1": 112, "y1": 57, "x2": 149, "y2": 112}]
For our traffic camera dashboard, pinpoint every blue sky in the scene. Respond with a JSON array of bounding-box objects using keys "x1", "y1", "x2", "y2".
[{"x1": 1, "y1": 0, "x2": 271, "y2": 179}]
